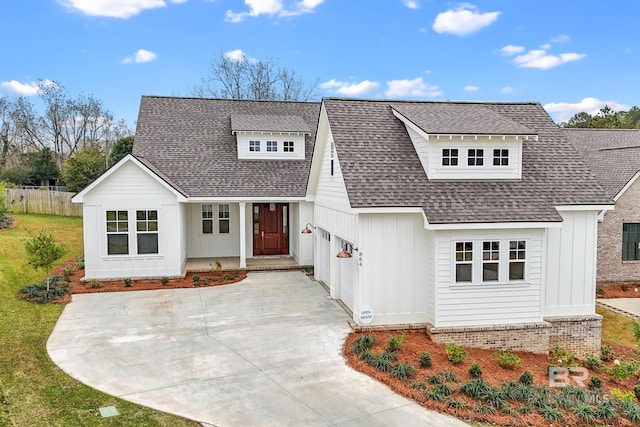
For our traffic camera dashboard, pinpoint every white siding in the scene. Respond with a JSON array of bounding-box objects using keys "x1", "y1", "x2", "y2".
[
  {"x1": 292, "y1": 201, "x2": 314, "y2": 265},
  {"x1": 434, "y1": 229, "x2": 544, "y2": 327},
  {"x1": 81, "y1": 161, "x2": 182, "y2": 280},
  {"x1": 236, "y1": 134, "x2": 305, "y2": 160},
  {"x1": 358, "y1": 213, "x2": 431, "y2": 326},
  {"x1": 314, "y1": 128, "x2": 351, "y2": 211},
  {"x1": 186, "y1": 203, "x2": 241, "y2": 258},
  {"x1": 544, "y1": 210, "x2": 599, "y2": 316}
]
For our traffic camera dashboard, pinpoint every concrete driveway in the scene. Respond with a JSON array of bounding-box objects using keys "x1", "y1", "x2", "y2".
[{"x1": 48, "y1": 271, "x2": 467, "y2": 426}]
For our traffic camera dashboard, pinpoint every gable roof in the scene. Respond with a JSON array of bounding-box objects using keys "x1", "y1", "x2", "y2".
[
  {"x1": 230, "y1": 114, "x2": 311, "y2": 134},
  {"x1": 322, "y1": 98, "x2": 612, "y2": 224},
  {"x1": 133, "y1": 96, "x2": 321, "y2": 198},
  {"x1": 565, "y1": 128, "x2": 640, "y2": 199}
]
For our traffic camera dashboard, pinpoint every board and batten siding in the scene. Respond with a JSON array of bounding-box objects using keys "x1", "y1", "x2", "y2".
[
  {"x1": 314, "y1": 128, "x2": 351, "y2": 211},
  {"x1": 81, "y1": 160, "x2": 183, "y2": 280},
  {"x1": 358, "y1": 213, "x2": 431, "y2": 326},
  {"x1": 544, "y1": 209, "x2": 598, "y2": 316},
  {"x1": 434, "y1": 229, "x2": 544, "y2": 328},
  {"x1": 186, "y1": 203, "x2": 241, "y2": 258}
]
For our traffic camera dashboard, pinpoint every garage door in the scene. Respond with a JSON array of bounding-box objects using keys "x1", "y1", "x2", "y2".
[
  {"x1": 338, "y1": 240, "x2": 354, "y2": 311},
  {"x1": 316, "y1": 228, "x2": 331, "y2": 286}
]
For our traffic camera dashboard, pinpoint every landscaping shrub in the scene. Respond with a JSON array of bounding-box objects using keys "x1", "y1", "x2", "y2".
[
  {"x1": 537, "y1": 405, "x2": 565, "y2": 422},
  {"x1": 351, "y1": 334, "x2": 376, "y2": 355},
  {"x1": 585, "y1": 353, "x2": 602, "y2": 371},
  {"x1": 445, "y1": 343, "x2": 467, "y2": 364},
  {"x1": 498, "y1": 350, "x2": 521, "y2": 369},
  {"x1": 377, "y1": 351, "x2": 397, "y2": 362},
  {"x1": 419, "y1": 351, "x2": 432, "y2": 368},
  {"x1": 20, "y1": 275, "x2": 68, "y2": 303},
  {"x1": 596, "y1": 398, "x2": 618, "y2": 421},
  {"x1": 621, "y1": 400, "x2": 640, "y2": 423},
  {"x1": 75, "y1": 255, "x2": 84, "y2": 269},
  {"x1": 124, "y1": 278, "x2": 132, "y2": 287},
  {"x1": 571, "y1": 402, "x2": 597, "y2": 424},
  {"x1": 610, "y1": 388, "x2": 637, "y2": 403},
  {"x1": 62, "y1": 264, "x2": 74, "y2": 281},
  {"x1": 441, "y1": 370, "x2": 459, "y2": 382},
  {"x1": 518, "y1": 370, "x2": 533, "y2": 386},
  {"x1": 588, "y1": 375, "x2": 603, "y2": 390},
  {"x1": 392, "y1": 363, "x2": 416, "y2": 380},
  {"x1": 548, "y1": 346, "x2": 578, "y2": 367},
  {"x1": 607, "y1": 359, "x2": 640, "y2": 381},
  {"x1": 601, "y1": 344, "x2": 615, "y2": 361},
  {"x1": 635, "y1": 384, "x2": 640, "y2": 401},
  {"x1": 88, "y1": 280, "x2": 101, "y2": 289},
  {"x1": 192, "y1": 275, "x2": 201, "y2": 286},
  {"x1": 385, "y1": 332, "x2": 405, "y2": 353},
  {"x1": 371, "y1": 355, "x2": 393, "y2": 373},
  {"x1": 468, "y1": 362, "x2": 482, "y2": 378},
  {"x1": 160, "y1": 276, "x2": 170, "y2": 285},
  {"x1": 460, "y1": 378, "x2": 492, "y2": 399}
]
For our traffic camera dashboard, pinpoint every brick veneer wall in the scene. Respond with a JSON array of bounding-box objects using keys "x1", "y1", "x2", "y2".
[
  {"x1": 426, "y1": 322, "x2": 551, "y2": 354},
  {"x1": 597, "y1": 178, "x2": 640, "y2": 283},
  {"x1": 545, "y1": 314, "x2": 602, "y2": 359}
]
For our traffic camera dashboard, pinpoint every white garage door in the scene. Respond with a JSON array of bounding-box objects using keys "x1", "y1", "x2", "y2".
[
  {"x1": 338, "y1": 240, "x2": 354, "y2": 311},
  {"x1": 316, "y1": 228, "x2": 331, "y2": 286}
]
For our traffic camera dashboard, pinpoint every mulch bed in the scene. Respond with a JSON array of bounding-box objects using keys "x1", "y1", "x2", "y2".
[
  {"x1": 0, "y1": 215, "x2": 19, "y2": 232},
  {"x1": 598, "y1": 283, "x2": 640, "y2": 299}
]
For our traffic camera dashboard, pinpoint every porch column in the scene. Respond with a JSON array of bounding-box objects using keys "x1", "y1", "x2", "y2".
[{"x1": 239, "y1": 202, "x2": 247, "y2": 268}]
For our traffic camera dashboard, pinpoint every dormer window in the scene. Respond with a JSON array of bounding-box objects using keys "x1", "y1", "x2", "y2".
[
  {"x1": 442, "y1": 149, "x2": 458, "y2": 166},
  {"x1": 493, "y1": 149, "x2": 509, "y2": 166},
  {"x1": 249, "y1": 140, "x2": 261, "y2": 152},
  {"x1": 468, "y1": 149, "x2": 484, "y2": 166},
  {"x1": 284, "y1": 141, "x2": 294, "y2": 152},
  {"x1": 231, "y1": 114, "x2": 310, "y2": 160}
]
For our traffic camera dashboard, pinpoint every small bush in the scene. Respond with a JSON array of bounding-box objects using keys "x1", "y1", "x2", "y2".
[
  {"x1": 596, "y1": 286, "x2": 605, "y2": 295},
  {"x1": 460, "y1": 378, "x2": 492, "y2": 399},
  {"x1": 160, "y1": 276, "x2": 170, "y2": 285},
  {"x1": 351, "y1": 334, "x2": 376, "y2": 355},
  {"x1": 474, "y1": 404, "x2": 495, "y2": 415},
  {"x1": 386, "y1": 332, "x2": 405, "y2": 353},
  {"x1": 601, "y1": 344, "x2": 615, "y2": 361},
  {"x1": 538, "y1": 405, "x2": 565, "y2": 422},
  {"x1": 549, "y1": 346, "x2": 578, "y2": 367},
  {"x1": 434, "y1": 383, "x2": 453, "y2": 396},
  {"x1": 192, "y1": 275, "x2": 201, "y2": 286},
  {"x1": 517, "y1": 404, "x2": 532, "y2": 415},
  {"x1": 621, "y1": 283, "x2": 630, "y2": 292},
  {"x1": 596, "y1": 398, "x2": 618, "y2": 421},
  {"x1": 610, "y1": 388, "x2": 637, "y2": 403},
  {"x1": 426, "y1": 374, "x2": 442, "y2": 385},
  {"x1": 75, "y1": 255, "x2": 85, "y2": 269},
  {"x1": 62, "y1": 264, "x2": 74, "y2": 281},
  {"x1": 211, "y1": 260, "x2": 223, "y2": 272},
  {"x1": 589, "y1": 375, "x2": 603, "y2": 390},
  {"x1": 20, "y1": 276, "x2": 68, "y2": 303},
  {"x1": 518, "y1": 371, "x2": 533, "y2": 386},
  {"x1": 571, "y1": 402, "x2": 597, "y2": 424},
  {"x1": 468, "y1": 362, "x2": 482, "y2": 378},
  {"x1": 424, "y1": 387, "x2": 446, "y2": 401},
  {"x1": 445, "y1": 343, "x2": 467, "y2": 364},
  {"x1": 498, "y1": 350, "x2": 521, "y2": 370},
  {"x1": 441, "y1": 370, "x2": 459, "y2": 382},
  {"x1": 585, "y1": 353, "x2": 602, "y2": 371},
  {"x1": 372, "y1": 355, "x2": 394, "y2": 373},
  {"x1": 377, "y1": 351, "x2": 397, "y2": 362},
  {"x1": 419, "y1": 351, "x2": 432, "y2": 368},
  {"x1": 444, "y1": 397, "x2": 466, "y2": 409},
  {"x1": 123, "y1": 278, "x2": 132, "y2": 287},
  {"x1": 634, "y1": 384, "x2": 640, "y2": 401},
  {"x1": 607, "y1": 359, "x2": 640, "y2": 381},
  {"x1": 621, "y1": 401, "x2": 640, "y2": 423},
  {"x1": 88, "y1": 280, "x2": 101, "y2": 289},
  {"x1": 392, "y1": 363, "x2": 416, "y2": 380},
  {"x1": 359, "y1": 349, "x2": 375, "y2": 364}
]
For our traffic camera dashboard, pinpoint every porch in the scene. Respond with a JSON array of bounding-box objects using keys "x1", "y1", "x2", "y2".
[{"x1": 185, "y1": 256, "x2": 309, "y2": 272}]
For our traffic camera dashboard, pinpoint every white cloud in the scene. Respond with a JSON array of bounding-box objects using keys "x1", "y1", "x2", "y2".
[
  {"x1": 385, "y1": 78, "x2": 442, "y2": 98},
  {"x1": 512, "y1": 49, "x2": 585, "y2": 69},
  {"x1": 320, "y1": 79, "x2": 380, "y2": 96},
  {"x1": 122, "y1": 49, "x2": 158, "y2": 64},
  {"x1": 433, "y1": 4, "x2": 500, "y2": 36},
  {"x1": 58, "y1": 0, "x2": 188, "y2": 19},
  {"x1": 500, "y1": 45, "x2": 525, "y2": 55},
  {"x1": 500, "y1": 86, "x2": 513, "y2": 94},
  {"x1": 225, "y1": 0, "x2": 324, "y2": 22},
  {"x1": 402, "y1": 0, "x2": 419, "y2": 9},
  {"x1": 543, "y1": 97, "x2": 630, "y2": 122},
  {"x1": 0, "y1": 79, "x2": 56, "y2": 96},
  {"x1": 551, "y1": 34, "x2": 570, "y2": 43},
  {"x1": 464, "y1": 85, "x2": 479, "y2": 92},
  {"x1": 224, "y1": 49, "x2": 247, "y2": 61}
]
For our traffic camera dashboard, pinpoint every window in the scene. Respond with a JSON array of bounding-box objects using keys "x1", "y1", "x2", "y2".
[
  {"x1": 468, "y1": 149, "x2": 484, "y2": 166},
  {"x1": 623, "y1": 223, "x2": 640, "y2": 261},
  {"x1": 482, "y1": 241, "x2": 500, "y2": 281},
  {"x1": 330, "y1": 142, "x2": 335, "y2": 176},
  {"x1": 202, "y1": 204, "x2": 213, "y2": 234},
  {"x1": 106, "y1": 211, "x2": 128, "y2": 255},
  {"x1": 455, "y1": 242, "x2": 473, "y2": 282},
  {"x1": 266, "y1": 140, "x2": 277, "y2": 152},
  {"x1": 249, "y1": 140, "x2": 260, "y2": 152},
  {"x1": 493, "y1": 149, "x2": 509, "y2": 166},
  {"x1": 442, "y1": 148, "x2": 459, "y2": 166},
  {"x1": 509, "y1": 240, "x2": 526, "y2": 280},
  {"x1": 219, "y1": 204, "x2": 230, "y2": 234},
  {"x1": 283, "y1": 141, "x2": 294, "y2": 152},
  {"x1": 136, "y1": 210, "x2": 158, "y2": 254}
]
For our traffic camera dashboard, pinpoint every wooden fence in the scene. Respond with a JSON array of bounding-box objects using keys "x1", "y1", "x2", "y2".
[{"x1": 4, "y1": 188, "x2": 82, "y2": 217}]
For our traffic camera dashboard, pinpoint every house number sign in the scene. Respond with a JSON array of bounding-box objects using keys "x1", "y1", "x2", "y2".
[{"x1": 358, "y1": 251, "x2": 363, "y2": 267}]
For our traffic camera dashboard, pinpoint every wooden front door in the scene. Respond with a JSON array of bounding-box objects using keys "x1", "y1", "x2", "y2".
[{"x1": 253, "y1": 203, "x2": 289, "y2": 256}]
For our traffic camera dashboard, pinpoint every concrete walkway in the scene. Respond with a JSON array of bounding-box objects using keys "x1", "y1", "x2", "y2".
[
  {"x1": 598, "y1": 298, "x2": 640, "y2": 319},
  {"x1": 48, "y1": 271, "x2": 467, "y2": 427}
]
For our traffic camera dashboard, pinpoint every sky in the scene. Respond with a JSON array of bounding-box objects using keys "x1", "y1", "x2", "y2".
[{"x1": 2, "y1": 0, "x2": 640, "y2": 129}]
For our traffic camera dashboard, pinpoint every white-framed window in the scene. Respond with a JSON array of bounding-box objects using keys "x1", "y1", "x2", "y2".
[
  {"x1": 106, "y1": 210, "x2": 129, "y2": 255},
  {"x1": 202, "y1": 204, "x2": 213, "y2": 234},
  {"x1": 266, "y1": 140, "x2": 277, "y2": 152},
  {"x1": 454, "y1": 239, "x2": 526, "y2": 284},
  {"x1": 330, "y1": 141, "x2": 335, "y2": 176},
  {"x1": 493, "y1": 149, "x2": 509, "y2": 166},
  {"x1": 468, "y1": 149, "x2": 484, "y2": 166},
  {"x1": 442, "y1": 148, "x2": 459, "y2": 166},
  {"x1": 136, "y1": 210, "x2": 158, "y2": 254},
  {"x1": 218, "y1": 203, "x2": 230, "y2": 234},
  {"x1": 249, "y1": 140, "x2": 261, "y2": 152},
  {"x1": 283, "y1": 141, "x2": 294, "y2": 152}
]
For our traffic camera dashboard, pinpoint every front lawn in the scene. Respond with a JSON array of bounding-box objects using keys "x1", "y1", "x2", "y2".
[{"x1": 0, "y1": 213, "x2": 197, "y2": 426}]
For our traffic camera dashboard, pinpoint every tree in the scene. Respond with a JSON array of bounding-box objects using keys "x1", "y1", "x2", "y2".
[
  {"x1": 0, "y1": 180, "x2": 7, "y2": 216},
  {"x1": 60, "y1": 145, "x2": 106, "y2": 192},
  {"x1": 107, "y1": 136, "x2": 134, "y2": 167},
  {"x1": 26, "y1": 148, "x2": 59, "y2": 186},
  {"x1": 193, "y1": 53, "x2": 317, "y2": 101},
  {"x1": 24, "y1": 228, "x2": 68, "y2": 291}
]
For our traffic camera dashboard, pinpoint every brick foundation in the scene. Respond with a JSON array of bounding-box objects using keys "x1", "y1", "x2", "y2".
[
  {"x1": 426, "y1": 322, "x2": 551, "y2": 354},
  {"x1": 544, "y1": 314, "x2": 602, "y2": 359}
]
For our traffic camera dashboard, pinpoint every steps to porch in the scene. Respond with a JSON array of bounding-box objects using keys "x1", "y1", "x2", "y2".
[{"x1": 184, "y1": 256, "x2": 308, "y2": 273}]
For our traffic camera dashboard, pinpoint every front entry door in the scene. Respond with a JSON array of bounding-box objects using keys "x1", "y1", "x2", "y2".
[{"x1": 253, "y1": 203, "x2": 289, "y2": 256}]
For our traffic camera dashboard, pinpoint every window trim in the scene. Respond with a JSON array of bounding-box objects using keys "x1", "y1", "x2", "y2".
[
  {"x1": 442, "y1": 148, "x2": 459, "y2": 166},
  {"x1": 266, "y1": 140, "x2": 277, "y2": 152},
  {"x1": 202, "y1": 204, "x2": 213, "y2": 234},
  {"x1": 623, "y1": 223, "x2": 640, "y2": 261},
  {"x1": 218, "y1": 203, "x2": 230, "y2": 234},
  {"x1": 135, "y1": 210, "x2": 159, "y2": 255},
  {"x1": 249, "y1": 140, "x2": 261, "y2": 152},
  {"x1": 283, "y1": 140, "x2": 294, "y2": 152},
  {"x1": 106, "y1": 210, "x2": 129, "y2": 255},
  {"x1": 468, "y1": 149, "x2": 484, "y2": 166},
  {"x1": 453, "y1": 239, "x2": 527, "y2": 285},
  {"x1": 493, "y1": 149, "x2": 509, "y2": 166}
]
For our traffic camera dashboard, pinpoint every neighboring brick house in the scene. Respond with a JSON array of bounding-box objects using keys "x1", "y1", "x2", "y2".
[{"x1": 566, "y1": 129, "x2": 640, "y2": 284}]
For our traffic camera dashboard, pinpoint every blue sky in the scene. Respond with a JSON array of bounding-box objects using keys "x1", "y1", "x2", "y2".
[{"x1": 2, "y1": 0, "x2": 639, "y2": 129}]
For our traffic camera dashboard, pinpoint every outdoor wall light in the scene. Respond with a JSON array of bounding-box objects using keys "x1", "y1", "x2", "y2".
[
  {"x1": 301, "y1": 223, "x2": 316, "y2": 234},
  {"x1": 337, "y1": 243, "x2": 358, "y2": 258}
]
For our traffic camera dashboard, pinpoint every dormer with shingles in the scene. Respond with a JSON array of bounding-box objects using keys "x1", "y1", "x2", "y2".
[
  {"x1": 391, "y1": 103, "x2": 538, "y2": 180},
  {"x1": 230, "y1": 114, "x2": 311, "y2": 160}
]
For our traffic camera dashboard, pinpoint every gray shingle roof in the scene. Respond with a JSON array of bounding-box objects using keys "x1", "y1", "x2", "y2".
[
  {"x1": 230, "y1": 114, "x2": 311, "y2": 133},
  {"x1": 565, "y1": 128, "x2": 640, "y2": 198},
  {"x1": 323, "y1": 98, "x2": 612, "y2": 224},
  {"x1": 133, "y1": 96, "x2": 320, "y2": 198}
]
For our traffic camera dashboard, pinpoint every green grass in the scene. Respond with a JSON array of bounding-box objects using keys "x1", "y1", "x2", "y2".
[
  {"x1": 597, "y1": 305, "x2": 638, "y2": 347},
  {"x1": 0, "y1": 214, "x2": 197, "y2": 427}
]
